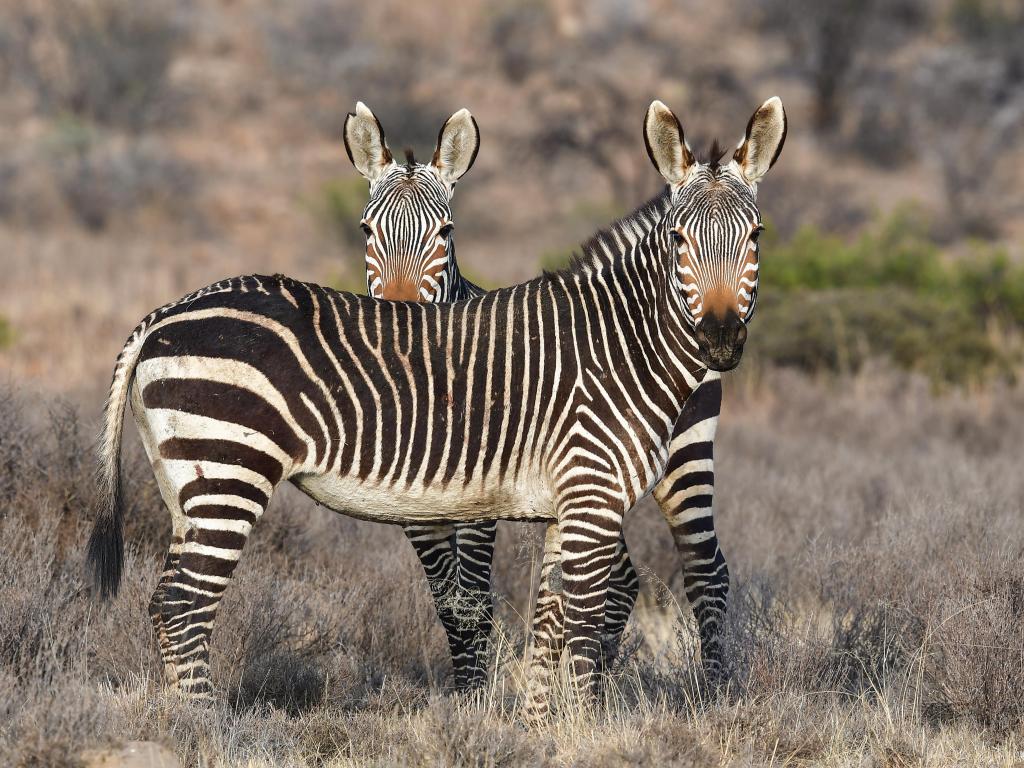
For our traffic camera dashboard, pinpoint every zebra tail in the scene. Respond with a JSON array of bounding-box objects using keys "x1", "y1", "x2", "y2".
[{"x1": 87, "y1": 330, "x2": 145, "y2": 600}]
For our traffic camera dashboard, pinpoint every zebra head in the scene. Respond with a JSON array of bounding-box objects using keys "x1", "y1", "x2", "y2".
[
  {"x1": 344, "y1": 102, "x2": 479, "y2": 302},
  {"x1": 644, "y1": 97, "x2": 787, "y2": 371}
]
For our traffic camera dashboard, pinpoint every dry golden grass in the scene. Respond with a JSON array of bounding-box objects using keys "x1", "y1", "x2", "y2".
[{"x1": 3, "y1": 369, "x2": 1024, "y2": 765}]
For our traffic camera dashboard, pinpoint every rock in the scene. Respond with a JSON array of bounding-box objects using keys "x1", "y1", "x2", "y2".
[{"x1": 81, "y1": 740, "x2": 181, "y2": 768}]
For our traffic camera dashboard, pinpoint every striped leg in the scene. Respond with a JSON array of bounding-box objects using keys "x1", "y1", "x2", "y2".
[
  {"x1": 402, "y1": 523, "x2": 463, "y2": 681},
  {"x1": 138, "y1": 394, "x2": 274, "y2": 699},
  {"x1": 524, "y1": 527, "x2": 636, "y2": 717},
  {"x1": 452, "y1": 521, "x2": 497, "y2": 688},
  {"x1": 403, "y1": 521, "x2": 496, "y2": 689},
  {"x1": 558, "y1": 493, "x2": 623, "y2": 702},
  {"x1": 149, "y1": 532, "x2": 185, "y2": 685},
  {"x1": 149, "y1": 474, "x2": 268, "y2": 698},
  {"x1": 600, "y1": 534, "x2": 639, "y2": 668},
  {"x1": 654, "y1": 376, "x2": 728, "y2": 680},
  {"x1": 523, "y1": 522, "x2": 565, "y2": 721}
]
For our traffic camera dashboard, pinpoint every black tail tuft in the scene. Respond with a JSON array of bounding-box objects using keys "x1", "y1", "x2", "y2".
[{"x1": 86, "y1": 493, "x2": 124, "y2": 600}]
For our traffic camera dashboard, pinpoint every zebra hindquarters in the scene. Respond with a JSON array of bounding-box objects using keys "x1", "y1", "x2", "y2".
[
  {"x1": 655, "y1": 376, "x2": 729, "y2": 684},
  {"x1": 132, "y1": 378, "x2": 287, "y2": 699}
]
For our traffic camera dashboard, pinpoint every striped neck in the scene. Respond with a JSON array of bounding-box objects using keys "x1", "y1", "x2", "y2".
[
  {"x1": 548, "y1": 190, "x2": 709, "y2": 400},
  {"x1": 440, "y1": 238, "x2": 484, "y2": 301}
]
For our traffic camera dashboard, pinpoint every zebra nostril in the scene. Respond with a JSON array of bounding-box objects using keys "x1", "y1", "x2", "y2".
[
  {"x1": 694, "y1": 325, "x2": 708, "y2": 347},
  {"x1": 735, "y1": 323, "x2": 747, "y2": 345}
]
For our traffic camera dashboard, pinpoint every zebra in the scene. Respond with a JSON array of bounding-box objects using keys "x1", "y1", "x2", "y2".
[
  {"x1": 343, "y1": 102, "x2": 498, "y2": 690},
  {"x1": 86, "y1": 97, "x2": 786, "y2": 717},
  {"x1": 344, "y1": 103, "x2": 732, "y2": 688}
]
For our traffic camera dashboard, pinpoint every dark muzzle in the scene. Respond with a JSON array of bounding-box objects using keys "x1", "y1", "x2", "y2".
[{"x1": 694, "y1": 309, "x2": 747, "y2": 371}]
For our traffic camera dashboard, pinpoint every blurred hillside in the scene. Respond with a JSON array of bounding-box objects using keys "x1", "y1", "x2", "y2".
[{"x1": 0, "y1": 0, "x2": 1022, "y2": 392}]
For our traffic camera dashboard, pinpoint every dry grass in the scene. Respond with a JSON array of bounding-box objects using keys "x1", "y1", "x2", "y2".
[{"x1": 2, "y1": 369, "x2": 1023, "y2": 766}]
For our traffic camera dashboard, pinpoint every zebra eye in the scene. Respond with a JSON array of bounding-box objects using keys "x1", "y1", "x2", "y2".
[
  {"x1": 669, "y1": 230, "x2": 684, "y2": 243},
  {"x1": 439, "y1": 224, "x2": 454, "y2": 239},
  {"x1": 360, "y1": 223, "x2": 373, "y2": 238},
  {"x1": 750, "y1": 226, "x2": 764, "y2": 243}
]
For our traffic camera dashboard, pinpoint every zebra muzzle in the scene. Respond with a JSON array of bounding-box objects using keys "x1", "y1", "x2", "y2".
[{"x1": 695, "y1": 310, "x2": 747, "y2": 372}]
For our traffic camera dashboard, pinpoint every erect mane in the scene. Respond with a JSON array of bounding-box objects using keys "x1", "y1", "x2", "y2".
[
  {"x1": 546, "y1": 189, "x2": 672, "y2": 278},
  {"x1": 702, "y1": 139, "x2": 728, "y2": 172}
]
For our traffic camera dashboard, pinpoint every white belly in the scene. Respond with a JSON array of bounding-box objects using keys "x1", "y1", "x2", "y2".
[{"x1": 291, "y1": 471, "x2": 556, "y2": 524}]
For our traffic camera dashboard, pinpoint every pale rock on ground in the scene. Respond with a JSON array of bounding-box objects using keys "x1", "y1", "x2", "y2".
[{"x1": 81, "y1": 741, "x2": 181, "y2": 768}]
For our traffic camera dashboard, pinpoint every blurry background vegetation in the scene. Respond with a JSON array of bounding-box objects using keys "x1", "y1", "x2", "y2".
[
  {"x1": 0, "y1": 0, "x2": 1022, "y2": 391},
  {"x1": 752, "y1": 210, "x2": 1024, "y2": 385}
]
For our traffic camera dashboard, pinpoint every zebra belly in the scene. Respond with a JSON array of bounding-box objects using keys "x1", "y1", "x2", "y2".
[{"x1": 291, "y1": 472, "x2": 556, "y2": 524}]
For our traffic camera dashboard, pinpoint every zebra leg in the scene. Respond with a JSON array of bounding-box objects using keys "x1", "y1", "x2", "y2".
[
  {"x1": 149, "y1": 529, "x2": 185, "y2": 687},
  {"x1": 600, "y1": 533, "x2": 640, "y2": 670},
  {"x1": 401, "y1": 523, "x2": 465, "y2": 686},
  {"x1": 558, "y1": 501, "x2": 623, "y2": 702},
  {"x1": 452, "y1": 521, "x2": 497, "y2": 689},
  {"x1": 523, "y1": 522, "x2": 565, "y2": 722},
  {"x1": 654, "y1": 375, "x2": 728, "y2": 681},
  {"x1": 145, "y1": 456, "x2": 271, "y2": 698}
]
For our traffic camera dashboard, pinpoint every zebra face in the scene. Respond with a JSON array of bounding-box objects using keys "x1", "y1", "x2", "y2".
[
  {"x1": 645, "y1": 97, "x2": 787, "y2": 372},
  {"x1": 344, "y1": 103, "x2": 479, "y2": 303},
  {"x1": 667, "y1": 166, "x2": 762, "y2": 370},
  {"x1": 360, "y1": 164, "x2": 455, "y2": 301}
]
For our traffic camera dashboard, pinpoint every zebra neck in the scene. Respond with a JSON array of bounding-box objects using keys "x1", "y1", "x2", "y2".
[
  {"x1": 562, "y1": 225, "x2": 708, "y2": 410},
  {"x1": 585, "y1": 195, "x2": 705, "y2": 377},
  {"x1": 442, "y1": 240, "x2": 483, "y2": 300}
]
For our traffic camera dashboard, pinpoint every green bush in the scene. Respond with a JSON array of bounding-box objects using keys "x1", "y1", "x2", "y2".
[
  {"x1": 0, "y1": 316, "x2": 12, "y2": 349},
  {"x1": 748, "y1": 289, "x2": 1010, "y2": 385},
  {"x1": 318, "y1": 177, "x2": 369, "y2": 251},
  {"x1": 753, "y1": 208, "x2": 1024, "y2": 384}
]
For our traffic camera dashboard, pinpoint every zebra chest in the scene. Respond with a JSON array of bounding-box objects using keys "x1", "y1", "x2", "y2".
[{"x1": 290, "y1": 471, "x2": 556, "y2": 524}]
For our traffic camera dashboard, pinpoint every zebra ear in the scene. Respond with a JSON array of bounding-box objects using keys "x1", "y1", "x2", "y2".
[
  {"x1": 733, "y1": 96, "x2": 787, "y2": 184},
  {"x1": 344, "y1": 102, "x2": 394, "y2": 184},
  {"x1": 644, "y1": 100, "x2": 696, "y2": 187},
  {"x1": 432, "y1": 108, "x2": 480, "y2": 187}
]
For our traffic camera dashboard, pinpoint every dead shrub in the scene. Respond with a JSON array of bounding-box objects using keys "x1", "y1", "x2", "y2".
[
  {"x1": 0, "y1": 0, "x2": 186, "y2": 131},
  {"x1": 49, "y1": 133, "x2": 198, "y2": 232},
  {"x1": 3, "y1": 369, "x2": 1024, "y2": 764},
  {"x1": 923, "y1": 559, "x2": 1024, "y2": 733}
]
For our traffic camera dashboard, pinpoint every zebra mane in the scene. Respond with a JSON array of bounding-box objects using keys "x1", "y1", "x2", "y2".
[
  {"x1": 550, "y1": 188, "x2": 672, "y2": 277},
  {"x1": 702, "y1": 139, "x2": 728, "y2": 172}
]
